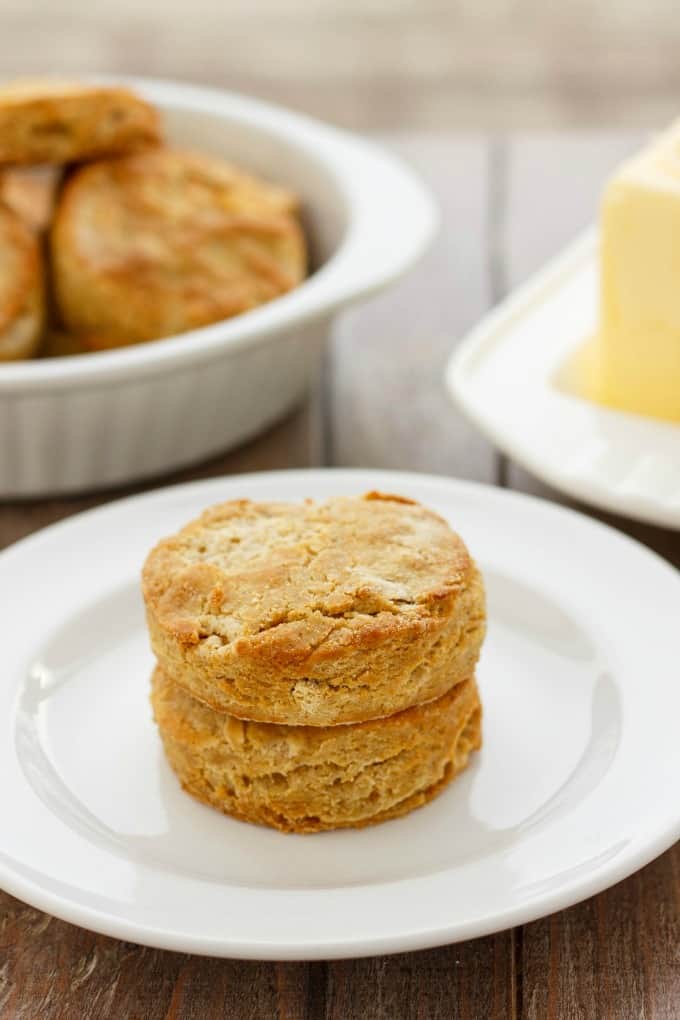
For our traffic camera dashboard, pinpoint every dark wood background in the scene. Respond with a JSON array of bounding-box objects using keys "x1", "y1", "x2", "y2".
[{"x1": 0, "y1": 131, "x2": 678, "y2": 1018}]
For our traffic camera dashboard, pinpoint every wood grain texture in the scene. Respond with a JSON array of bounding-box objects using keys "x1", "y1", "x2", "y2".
[
  {"x1": 520, "y1": 849, "x2": 680, "y2": 1020},
  {"x1": 0, "y1": 892, "x2": 313, "y2": 1020},
  {"x1": 331, "y1": 135, "x2": 497, "y2": 481},
  {"x1": 325, "y1": 936, "x2": 515, "y2": 1020}
]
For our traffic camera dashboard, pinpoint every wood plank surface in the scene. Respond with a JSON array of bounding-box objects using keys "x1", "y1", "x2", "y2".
[
  {"x1": 520, "y1": 853, "x2": 680, "y2": 1020},
  {"x1": 1, "y1": 132, "x2": 679, "y2": 1019},
  {"x1": 0, "y1": 898, "x2": 311, "y2": 1019},
  {"x1": 331, "y1": 135, "x2": 497, "y2": 481},
  {"x1": 324, "y1": 937, "x2": 515, "y2": 1020}
]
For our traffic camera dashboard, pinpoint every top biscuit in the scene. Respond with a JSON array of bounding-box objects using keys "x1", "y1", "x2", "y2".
[
  {"x1": 0, "y1": 78, "x2": 160, "y2": 166},
  {"x1": 142, "y1": 492, "x2": 486, "y2": 726}
]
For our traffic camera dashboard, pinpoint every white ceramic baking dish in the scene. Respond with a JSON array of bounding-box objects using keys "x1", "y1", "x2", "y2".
[{"x1": 0, "y1": 76, "x2": 437, "y2": 496}]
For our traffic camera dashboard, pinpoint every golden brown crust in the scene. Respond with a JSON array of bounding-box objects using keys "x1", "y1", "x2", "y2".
[
  {"x1": 142, "y1": 493, "x2": 486, "y2": 725},
  {"x1": 0, "y1": 78, "x2": 160, "y2": 166},
  {"x1": 0, "y1": 201, "x2": 44, "y2": 360},
  {"x1": 50, "y1": 147, "x2": 307, "y2": 347},
  {"x1": 151, "y1": 667, "x2": 482, "y2": 833},
  {"x1": 0, "y1": 166, "x2": 61, "y2": 233}
]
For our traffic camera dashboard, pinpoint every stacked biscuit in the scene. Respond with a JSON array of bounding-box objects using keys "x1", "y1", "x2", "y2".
[
  {"x1": 142, "y1": 492, "x2": 486, "y2": 833},
  {"x1": 0, "y1": 78, "x2": 306, "y2": 360}
]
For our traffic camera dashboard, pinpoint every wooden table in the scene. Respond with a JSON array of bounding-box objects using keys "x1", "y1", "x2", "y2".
[{"x1": 1, "y1": 132, "x2": 678, "y2": 1019}]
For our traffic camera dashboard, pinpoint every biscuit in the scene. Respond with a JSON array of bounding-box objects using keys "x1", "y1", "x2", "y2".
[
  {"x1": 50, "y1": 147, "x2": 307, "y2": 348},
  {"x1": 1, "y1": 166, "x2": 61, "y2": 233},
  {"x1": 151, "y1": 666, "x2": 482, "y2": 833},
  {"x1": 142, "y1": 493, "x2": 486, "y2": 726},
  {"x1": 0, "y1": 201, "x2": 44, "y2": 360},
  {"x1": 0, "y1": 78, "x2": 160, "y2": 166}
]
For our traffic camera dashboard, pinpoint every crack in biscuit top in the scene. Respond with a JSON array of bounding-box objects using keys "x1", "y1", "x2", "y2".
[{"x1": 142, "y1": 492, "x2": 473, "y2": 657}]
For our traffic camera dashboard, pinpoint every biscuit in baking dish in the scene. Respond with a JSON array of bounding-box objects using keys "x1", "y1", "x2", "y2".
[
  {"x1": 0, "y1": 78, "x2": 160, "y2": 166},
  {"x1": 142, "y1": 492, "x2": 486, "y2": 726},
  {"x1": 0, "y1": 202, "x2": 44, "y2": 360},
  {"x1": 151, "y1": 666, "x2": 482, "y2": 833},
  {"x1": 0, "y1": 166, "x2": 61, "y2": 234},
  {"x1": 50, "y1": 147, "x2": 307, "y2": 348}
]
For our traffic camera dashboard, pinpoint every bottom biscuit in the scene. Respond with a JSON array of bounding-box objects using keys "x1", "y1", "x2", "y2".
[{"x1": 151, "y1": 667, "x2": 482, "y2": 833}]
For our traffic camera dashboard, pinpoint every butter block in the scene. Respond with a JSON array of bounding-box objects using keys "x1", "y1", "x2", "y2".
[{"x1": 594, "y1": 121, "x2": 680, "y2": 421}]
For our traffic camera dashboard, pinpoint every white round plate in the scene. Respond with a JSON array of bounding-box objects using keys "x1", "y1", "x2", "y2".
[
  {"x1": 1, "y1": 469, "x2": 679, "y2": 959},
  {"x1": 446, "y1": 230, "x2": 680, "y2": 529}
]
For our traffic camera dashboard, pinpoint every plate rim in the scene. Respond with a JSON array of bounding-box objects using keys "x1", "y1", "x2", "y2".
[
  {"x1": 1, "y1": 467, "x2": 679, "y2": 959},
  {"x1": 445, "y1": 230, "x2": 680, "y2": 530}
]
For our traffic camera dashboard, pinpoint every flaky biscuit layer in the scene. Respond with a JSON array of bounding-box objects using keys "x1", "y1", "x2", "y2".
[{"x1": 152, "y1": 667, "x2": 482, "y2": 833}]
